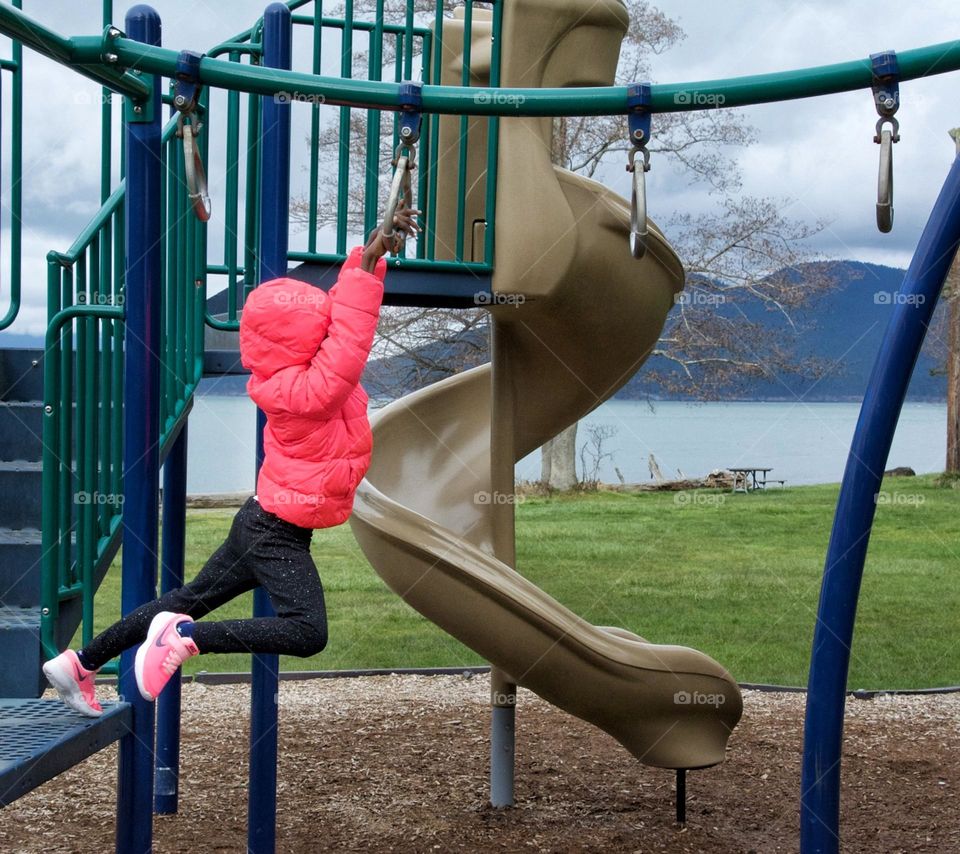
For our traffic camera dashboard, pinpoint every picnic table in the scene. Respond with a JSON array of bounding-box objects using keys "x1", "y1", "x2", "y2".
[{"x1": 728, "y1": 467, "x2": 784, "y2": 493}]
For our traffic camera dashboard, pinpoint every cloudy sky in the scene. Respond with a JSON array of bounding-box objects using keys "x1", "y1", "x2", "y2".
[{"x1": 3, "y1": 0, "x2": 960, "y2": 335}]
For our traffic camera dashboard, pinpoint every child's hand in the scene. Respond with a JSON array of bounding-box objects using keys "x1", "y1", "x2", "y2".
[{"x1": 361, "y1": 200, "x2": 422, "y2": 273}]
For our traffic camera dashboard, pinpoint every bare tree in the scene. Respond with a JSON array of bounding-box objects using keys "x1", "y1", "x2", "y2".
[
  {"x1": 292, "y1": 1, "x2": 835, "y2": 485},
  {"x1": 579, "y1": 425, "x2": 619, "y2": 488}
]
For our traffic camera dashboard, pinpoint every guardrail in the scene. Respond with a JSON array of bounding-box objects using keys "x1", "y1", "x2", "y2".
[
  {"x1": 40, "y1": 110, "x2": 205, "y2": 660},
  {"x1": 0, "y1": 0, "x2": 23, "y2": 331}
]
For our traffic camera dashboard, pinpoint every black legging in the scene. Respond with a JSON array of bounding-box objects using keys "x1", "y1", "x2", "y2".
[{"x1": 80, "y1": 496, "x2": 328, "y2": 670}]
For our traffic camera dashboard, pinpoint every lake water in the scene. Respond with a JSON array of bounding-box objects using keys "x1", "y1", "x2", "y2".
[{"x1": 184, "y1": 395, "x2": 947, "y2": 494}]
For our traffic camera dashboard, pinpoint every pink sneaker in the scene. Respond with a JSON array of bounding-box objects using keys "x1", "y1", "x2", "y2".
[
  {"x1": 135, "y1": 611, "x2": 198, "y2": 701},
  {"x1": 42, "y1": 650, "x2": 102, "y2": 717}
]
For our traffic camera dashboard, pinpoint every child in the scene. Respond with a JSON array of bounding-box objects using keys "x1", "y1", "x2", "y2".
[{"x1": 43, "y1": 208, "x2": 419, "y2": 717}]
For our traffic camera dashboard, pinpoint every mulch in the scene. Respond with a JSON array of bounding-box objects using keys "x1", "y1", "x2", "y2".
[{"x1": 1, "y1": 676, "x2": 958, "y2": 852}]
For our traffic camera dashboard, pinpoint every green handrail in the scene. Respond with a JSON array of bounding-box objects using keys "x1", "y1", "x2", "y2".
[
  {"x1": 0, "y1": 5, "x2": 149, "y2": 99},
  {"x1": 40, "y1": 110, "x2": 205, "y2": 659},
  {"x1": 0, "y1": 0, "x2": 23, "y2": 330},
  {"x1": 60, "y1": 32, "x2": 960, "y2": 116}
]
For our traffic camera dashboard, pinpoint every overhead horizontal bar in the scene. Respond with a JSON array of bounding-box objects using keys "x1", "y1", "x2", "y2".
[
  {"x1": 66, "y1": 32, "x2": 960, "y2": 116},
  {"x1": 2, "y1": 1, "x2": 960, "y2": 116}
]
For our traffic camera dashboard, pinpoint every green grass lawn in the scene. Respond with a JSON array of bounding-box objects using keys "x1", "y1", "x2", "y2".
[{"x1": 78, "y1": 474, "x2": 960, "y2": 689}]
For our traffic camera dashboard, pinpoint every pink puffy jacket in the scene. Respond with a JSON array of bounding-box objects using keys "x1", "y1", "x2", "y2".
[{"x1": 239, "y1": 246, "x2": 386, "y2": 528}]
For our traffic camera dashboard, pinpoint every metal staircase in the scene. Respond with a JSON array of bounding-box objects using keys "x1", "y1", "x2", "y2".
[{"x1": 0, "y1": 348, "x2": 47, "y2": 697}]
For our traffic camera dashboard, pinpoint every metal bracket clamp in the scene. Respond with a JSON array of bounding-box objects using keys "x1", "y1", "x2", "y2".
[
  {"x1": 626, "y1": 82, "x2": 652, "y2": 259},
  {"x1": 397, "y1": 81, "x2": 423, "y2": 146},
  {"x1": 871, "y1": 51, "x2": 900, "y2": 233},
  {"x1": 173, "y1": 50, "x2": 211, "y2": 222},
  {"x1": 173, "y1": 49, "x2": 205, "y2": 113}
]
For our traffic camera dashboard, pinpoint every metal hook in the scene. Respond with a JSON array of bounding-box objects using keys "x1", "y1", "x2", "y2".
[
  {"x1": 871, "y1": 51, "x2": 899, "y2": 234},
  {"x1": 875, "y1": 117, "x2": 898, "y2": 234},
  {"x1": 627, "y1": 147, "x2": 651, "y2": 259},
  {"x1": 177, "y1": 113, "x2": 211, "y2": 223},
  {"x1": 381, "y1": 144, "x2": 416, "y2": 254}
]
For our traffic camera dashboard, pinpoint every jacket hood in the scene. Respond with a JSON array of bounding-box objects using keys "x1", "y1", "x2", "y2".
[{"x1": 239, "y1": 278, "x2": 332, "y2": 378}]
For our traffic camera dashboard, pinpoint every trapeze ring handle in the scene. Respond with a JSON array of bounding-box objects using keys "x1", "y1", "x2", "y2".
[
  {"x1": 877, "y1": 125, "x2": 894, "y2": 233},
  {"x1": 181, "y1": 119, "x2": 211, "y2": 223},
  {"x1": 381, "y1": 154, "x2": 408, "y2": 243},
  {"x1": 628, "y1": 147, "x2": 650, "y2": 259},
  {"x1": 381, "y1": 146, "x2": 416, "y2": 253}
]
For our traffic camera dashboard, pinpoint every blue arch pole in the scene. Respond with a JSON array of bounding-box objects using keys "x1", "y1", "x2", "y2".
[
  {"x1": 116, "y1": 5, "x2": 162, "y2": 853},
  {"x1": 800, "y1": 152, "x2": 960, "y2": 853},
  {"x1": 249, "y1": 5, "x2": 291, "y2": 853},
  {"x1": 155, "y1": 422, "x2": 188, "y2": 814}
]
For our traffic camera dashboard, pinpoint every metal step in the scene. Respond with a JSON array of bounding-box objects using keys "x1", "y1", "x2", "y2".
[
  {"x1": 0, "y1": 606, "x2": 43, "y2": 697},
  {"x1": 0, "y1": 528, "x2": 41, "y2": 607},
  {"x1": 0, "y1": 698, "x2": 131, "y2": 806},
  {"x1": 0, "y1": 400, "x2": 43, "y2": 462},
  {"x1": 286, "y1": 261, "x2": 494, "y2": 309},
  {"x1": 0, "y1": 461, "x2": 42, "y2": 530},
  {"x1": 0, "y1": 349, "x2": 43, "y2": 403}
]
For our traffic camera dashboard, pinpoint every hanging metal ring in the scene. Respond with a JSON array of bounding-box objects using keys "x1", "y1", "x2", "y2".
[
  {"x1": 875, "y1": 118, "x2": 898, "y2": 234},
  {"x1": 627, "y1": 147, "x2": 651, "y2": 259},
  {"x1": 177, "y1": 113, "x2": 211, "y2": 223},
  {"x1": 873, "y1": 117, "x2": 900, "y2": 234},
  {"x1": 381, "y1": 145, "x2": 416, "y2": 254}
]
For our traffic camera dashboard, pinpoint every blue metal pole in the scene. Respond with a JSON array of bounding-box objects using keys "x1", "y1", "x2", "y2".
[
  {"x1": 116, "y1": 5, "x2": 162, "y2": 853},
  {"x1": 155, "y1": 422, "x2": 188, "y2": 815},
  {"x1": 800, "y1": 152, "x2": 960, "y2": 853},
  {"x1": 249, "y1": 5, "x2": 291, "y2": 853}
]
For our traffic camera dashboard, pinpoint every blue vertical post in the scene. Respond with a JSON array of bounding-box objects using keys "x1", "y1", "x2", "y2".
[
  {"x1": 116, "y1": 6, "x2": 162, "y2": 854},
  {"x1": 155, "y1": 423, "x2": 188, "y2": 814},
  {"x1": 249, "y1": 5, "x2": 291, "y2": 853},
  {"x1": 800, "y1": 152, "x2": 960, "y2": 853}
]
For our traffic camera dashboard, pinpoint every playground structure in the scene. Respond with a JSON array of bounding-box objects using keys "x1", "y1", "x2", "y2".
[{"x1": 0, "y1": 2, "x2": 957, "y2": 853}]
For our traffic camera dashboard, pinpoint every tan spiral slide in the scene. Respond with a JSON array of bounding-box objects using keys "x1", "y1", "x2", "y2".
[{"x1": 349, "y1": 0, "x2": 742, "y2": 771}]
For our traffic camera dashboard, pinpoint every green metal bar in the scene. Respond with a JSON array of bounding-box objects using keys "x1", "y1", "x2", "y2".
[
  {"x1": 455, "y1": 2, "x2": 473, "y2": 262},
  {"x1": 0, "y1": 17, "x2": 22, "y2": 330},
  {"x1": 82, "y1": 35, "x2": 960, "y2": 116},
  {"x1": 416, "y1": 29, "x2": 432, "y2": 261},
  {"x1": 483, "y1": 0, "x2": 504, "y2": 268},
  {"x1": 57, "y1": 268, "x2": 73, "y2": 592},
  {"x1": 291, "y1": 14, "x2": 429, "y2": 38},
  {"x1": 79, "y1": 249, "x2": 97, "y2": 645},
  {"x1": 101, "y1": 0, "x2": 112, "y2": 204},
  {"x1": 224, "y1": 53, "x2": 240, "y2": 314},
  {"x1": 243, "y1": 84, "x2": 261, "y2": 299},
  {"x1": 363, "y1": 0, "x2": 384, "y2": 239},
  {"x1": 307, "y1": 2, "x2": 322, "y2": 254},
  {"x1": 97, "y1": 222, "x2": 112, "y2": 540},
  {"x1": 403, "y1": 0, "x2": 414, "y2": 81},
  {"x1": 426, "y1": 1, "x2": 443, "y2": 259},
  {"x1": 40, "y1": 299, "x2": 124, "y2": 658},
  {"x1": 59, "y1": 184, "x2": 125, "y2": 261},
  {"x1": 335, "y1": 0, "x2": 354, "y2": 255},
  {"x1": 0, "y1": 8, "x2": 150, "y2": 98}
]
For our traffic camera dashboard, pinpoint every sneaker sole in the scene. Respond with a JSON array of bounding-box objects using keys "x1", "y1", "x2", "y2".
[
  {"x1": 135, "y1": 611, "x2": 179, "y2": 702},
  {"x1": 42, "y1": 659, "x2": 102, "y2": 718}
]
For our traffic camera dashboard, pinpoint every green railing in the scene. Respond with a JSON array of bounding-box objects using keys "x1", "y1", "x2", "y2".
[
  {"x1": 40, "y1": 110, "x2": 206, "y2": 659},
  {"x1": 205, "y1": 0, "x2": 502, "y2": 331},
  {"x1": 0, "y1": 0, "x2": 22, "y2": 331}
]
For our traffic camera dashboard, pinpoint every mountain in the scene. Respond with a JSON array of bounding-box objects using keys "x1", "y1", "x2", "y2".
[{"x1": 620, "y1": 260, "x2": 946, "y2": 402}]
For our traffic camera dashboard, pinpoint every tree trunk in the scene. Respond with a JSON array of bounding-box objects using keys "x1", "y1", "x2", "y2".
[
  {"x1": 948, "y1": 292, "x2": 960, "y2": 473},
  {"x1": 540, "y1": 437, "x2": 553, "y2": 483},
  {"x1": 540, "y1": 423, "x2": 578, "y2": 489}
]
